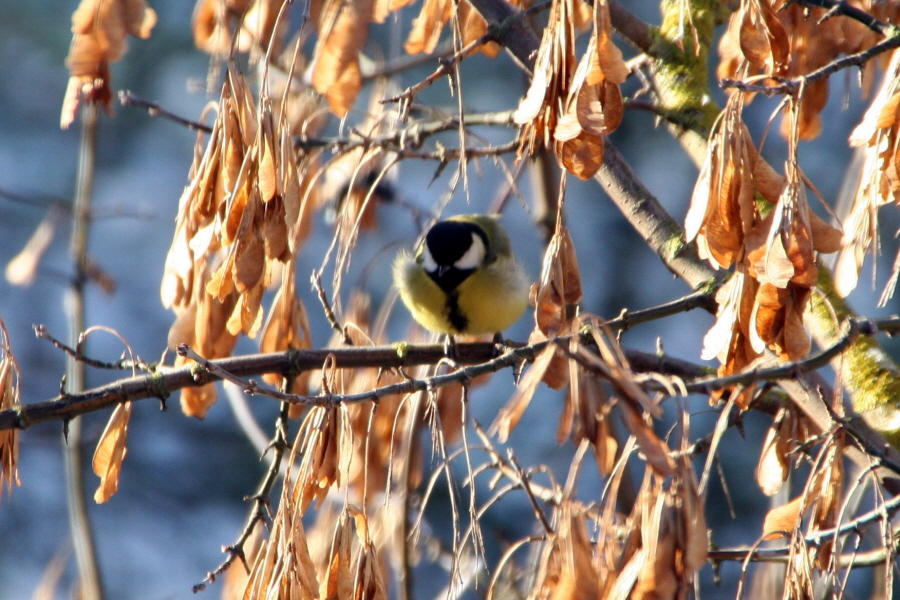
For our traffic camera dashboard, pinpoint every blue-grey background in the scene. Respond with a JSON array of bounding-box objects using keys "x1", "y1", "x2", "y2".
[{"x1": 0, "y1": 1, "x2": 896, "y2": 598}]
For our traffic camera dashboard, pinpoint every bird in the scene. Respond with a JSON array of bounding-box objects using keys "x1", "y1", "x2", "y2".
[{"x1": 393, "y1": 214, "x2": 530, "y2": 338}]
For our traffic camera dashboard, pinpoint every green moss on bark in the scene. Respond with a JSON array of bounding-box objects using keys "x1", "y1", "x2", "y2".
[{"x1": 808, "y1": 267, "x2": 900, "y2": 445}]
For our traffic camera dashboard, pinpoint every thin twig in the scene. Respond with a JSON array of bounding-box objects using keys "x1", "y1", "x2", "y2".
[
  {"x1": 119, "y1": 90, "x2": 213, "y2": 133},
  {"x1": 34, "y1": 325, "x2": 150, "y2": 372},
  {"x1": 721, "y1": 34, "x2": 900, "y2": 97},
  {"x1": 64, "y1": 103, "x2": 104, "y2": 600},
  {"x1": 796, "y1": 0, "x2": 898, "y2": 36},
  {"x1": 192, "y1": 402, "x2": 291, "y2": 592}
]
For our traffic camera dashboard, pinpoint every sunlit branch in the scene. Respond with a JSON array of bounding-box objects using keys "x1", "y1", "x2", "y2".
[
  {"x1": 607, "y1": 0, "x2": 654, "y2": 53},
  {"x1": 596, "y1": 139, "x2": 719, "y2": 290},
  {"x1": 3, "y1": 313, "x2": 894, "y2": 432},
  {"x1": 0, "y1": 328, "x2": 708, "y2": 433}
]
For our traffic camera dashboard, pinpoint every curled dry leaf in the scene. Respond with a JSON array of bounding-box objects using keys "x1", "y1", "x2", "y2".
[
  {"x1": 761, "y1": 495, "x2": 804, "y2": 540},
  {"x1": 685, "y1": 95, "x2": 755, "y2": 271},
  {"x1": 192, "y1": 0, "x2": 286, "y2": 56},
  {"x1": 577, "y1": 325, "x2": 674, "y2": 476},
  {"x1": 528, "y1": 502, "x2": 599, "y2": 600},
  {"x1": 532, "y1": 226, "x2": 582, "y2": 337},
  {"x1": 692, "y1": 96, "x2": 842, "y2": 395},
  {"x1": 0, "y1": 320, "x2": 20, "y2": 501},
  {"x1": 160, "y1": 65, "x2": 314, "y2": 418},
  {"x1": 61, "y1": 0, "x2": 157, "y2": 128},
  {"x1": 5, "y1": 208, "x2": 61, "y2": 287},
  {"x1": 259, "y1": 270, "x2": 312, "y2": 394},
  {"x1": 293, "y1": 405, "x2": 347, "y2": 512},
  {"x1": 491, "y1": 343, "x2": 557, "y2": 443},
  {"x1": 562, "y1": 346, "x2": 617, "y2": 476},
  {"x1": 311, "y1": 0, "x2": 375, "y2": 116},
  {"x1": 515, "y1": 0, "x2": 578, "y2": 157},
  {"x1": 92, "y1": 402, "x2": 132, "y2": 503},
  {"x1": 628, "y1": 467, "x2": 706, "y2": 600},
  {"x1": 404, "y1": 0, "x2": 453, "y2": 55},
  {"x1": 317, "y1": 507, "x2": 390, "y2": 600}
]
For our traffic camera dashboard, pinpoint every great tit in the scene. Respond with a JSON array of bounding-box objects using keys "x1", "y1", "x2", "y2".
[{"x1": 393, "y1": 214, "x2": 530, "y2": 336}]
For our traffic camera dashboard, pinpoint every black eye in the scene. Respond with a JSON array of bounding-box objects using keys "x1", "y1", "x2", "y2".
[{"x1": 426, "y1": 220, "x2": 488, "y2": 266}]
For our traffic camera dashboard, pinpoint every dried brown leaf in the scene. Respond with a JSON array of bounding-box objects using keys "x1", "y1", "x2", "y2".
[
  {"x1": 92, "y1": 402, "x2": 132, "y2": 503},
  {"x1": 405, "y1": 0, "x2": 452, "y2": 54},
  {"x1": 0, "y1": 326, "x2": 20, "y2": 501},
  {"x1": 533, "y1": 226, "x2": 582, "y2": 336},
  {"x1": 311, "y1": 0, "x2": 375, "y2": 116},
  {"x1": 619, "y1": 403, "x2": 676, "y2": 477},
  {"x1": 555, "y1": 132, "x2": 604, "y2": 180},
  {"x1": 592, "y1": 0, "x2": 629, "y2": 85},
  {"x1": 491, "y1": 343, "x2": 556, "y2": 442},
  {"x1": 762, "y1": 495, "x2": 804, "y2": 540},
  {"x1": 756, "y1": 415, "x2": 788, "y2": 496},
  {"x1": 61, "y1": 0, "x2": 156, "y2": 128},
  {"x1": 180, "y1": 380, "x2": 218, "y2": 419},
  {"x1": 6, "y1": 209, "x2": 59, "y2": 287}
]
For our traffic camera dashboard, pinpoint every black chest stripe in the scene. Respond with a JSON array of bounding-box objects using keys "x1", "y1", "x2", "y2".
[
  {"x1": 428, "y1": 266, "x2": 473, "y2": 292},
  {"x1": 446, "y1": 292, "x2": 468, "y2": 332}
]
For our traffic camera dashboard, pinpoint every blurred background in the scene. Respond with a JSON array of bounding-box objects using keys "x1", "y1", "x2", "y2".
[{"x1": 1, "y1": 0, "x2": 898, "y2": 598}]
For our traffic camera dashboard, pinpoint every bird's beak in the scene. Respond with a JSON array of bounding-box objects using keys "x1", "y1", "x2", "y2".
[{"x1": 437, "y1": 265, "x2": 451, "y2": 278}]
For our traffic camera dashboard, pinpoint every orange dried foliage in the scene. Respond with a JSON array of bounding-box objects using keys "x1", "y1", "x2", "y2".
[
  {"x1": 528, "y1": 503, "x2": 599, "y2": 600},
  {"x1": 568, "y1": 373, "x2": 618, "y2": 476},
  {"x1": 532, "y1": 226, "x2": 582, "y2": 338},
  {"x1": 517, "y1": 0, "x2": 626, "y2": 179},
  {"x1": 259, "y1": 271, "x2": 313, "y2": 394},
  {"x1": 92, "y1": 402, "x2": 132, "y2": 503},
  {"x1": 584, "y1": 325, "x2": 675, "y2": 477},
  {"x1": 628, "y1": 463, "x2": 706, "y2": 600},
  {"x1": 242, "y1": 476, "x2": 319, "y2": 598},
  {"x1": 718, "y1": 0, "x2": 875, "y2": 140},
  {"x1": 837, "y1": 52, "x2": 900, "y2": 297},
  {"x1": 294, "y1": 404, "x2": 346, "y2": 512},
  {"x1": 6, "y1": 209, "x2": 61, "y2": 288},
  {"x1": 0, "y1": 321, "x2": 20, "y2": 502},
  {"x1": 530, "y1": 462, "x2": 706, "y2": 599},
  {"x1": 160, "y1": 66, "x2": 316, "y2": 416},
  {"x1": 690, "y1": 97, "x2": 842, "y2": 401},
  {"x1": 755, "y1": 406, "x2": 809, "y2": 496},
  {"x1": 192, "y1": 0, "x2": 285, "y2": 55},
  {"x1": 762, "y1": 495, "x2": 804, "y2": 540},
  {"x1": 323, "y1": 292, "x2": 417, "y2": 500},
  {"x1": 317, "y1": 508, "x2": 390, "y2": 600},
  {"x1": 61, "y1": 0, "x2": 157, "y2": 128},
  {"x1": 311, "y1": 0, "x2": 375, "y2": 116},
  {"x1": 405, "y1": 0, "x2": 453, "y2": 54},
  {"x1": 405, "y1": 0, "x2": 507, "y2": 58},
  {"x1": 492, "y1": 342, "x2": 557, "y2": 443}
]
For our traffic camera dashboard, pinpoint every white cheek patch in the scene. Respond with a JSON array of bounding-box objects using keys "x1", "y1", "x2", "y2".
[
  {"x1": 421, "y1": 245, "x2": 438, "y2": 273},
  {"x1": 455, "y1": 233, "x2": 486, "y2": 271}
]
